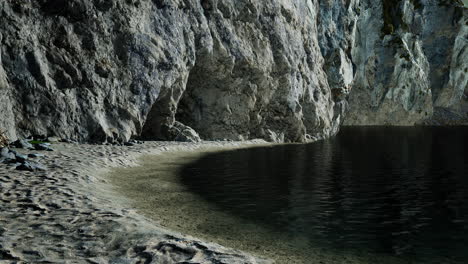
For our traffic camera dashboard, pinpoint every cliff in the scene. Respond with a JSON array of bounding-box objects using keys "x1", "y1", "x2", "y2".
[
  {"x1": 0, "y1": 0, "x2": 350, "y2": 143},
  {"x1": 345, "y1": 0, "x2": 467, "y2": 125},
  {"x1": 0, "y1": 0, "x2": 466, "y2": 143}
]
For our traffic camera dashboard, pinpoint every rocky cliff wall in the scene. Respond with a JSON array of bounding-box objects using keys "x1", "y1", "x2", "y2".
[
  {"x1": 345, "y1": 0, "x2": 467, "y2": 125},
  {"x1": 0, "y1": 0, "x2": 353, "y2": 143},
  {"x1": 0, "y1": 0, "x2": 466, "y2": 143}
]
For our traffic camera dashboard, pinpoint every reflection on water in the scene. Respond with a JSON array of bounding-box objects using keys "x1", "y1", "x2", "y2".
[{"x1": 180, "y1": 127, "x2": 468, "y2": 262}]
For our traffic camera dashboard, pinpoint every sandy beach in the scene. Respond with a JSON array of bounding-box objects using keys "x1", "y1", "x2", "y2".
[
  {"x1": 0, "y1": 140, "x2": 271, "y2": 263},
  {"x1": 108, "y1": 146, "x2": 411, "y2": 264},
  {"x1": 1, "y1": 138, "x2": 460, "y2": 264}
]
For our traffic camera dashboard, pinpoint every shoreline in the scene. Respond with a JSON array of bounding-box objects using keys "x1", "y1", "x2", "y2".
[
  {"x1": 107, "y1": 144, "x2": 409, "y2": 264},
  {"x1": 0, "y1": 140, "x2": 272, "y2": 263}
]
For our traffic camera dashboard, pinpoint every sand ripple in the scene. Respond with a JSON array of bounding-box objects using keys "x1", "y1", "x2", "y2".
[{"x1": 0, "y1": 141, "x2": 269, "y2": 263}]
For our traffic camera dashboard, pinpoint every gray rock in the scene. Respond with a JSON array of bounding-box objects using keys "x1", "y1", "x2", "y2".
[
  {"x1": 46, "y1": 137, "x2": 61, "y2": 143},
  {"x1": 266, "y1": 130, "x2": 285, "y2": 143},
  {"x1": 16, "y1": 161, "x2": 47, "y2": 172},
  {"x1": 0, "y1": 147, "x2": 9, "y2": 156},
  {"x1": 11, "y1": 140, "x2": 34, "y2": 150},
  {"x1": 14, "y1": 153, "x2": 28, "y2": 163},
  {"x1": 60, "y1": 139, "x2": 78, "y2": 144},
  {"x1": 2, "y1": 158, "x2": 16, "y2": 164},
  {"x1": 0, "y1": 147, "x2": 15, "y2": 160},
  {"x1": 170, "y1": 121, "x2": 202, "y2": 143},
  {"x1": 128, "y1": 139, "x2": 143, "y2": 145},
  {"x1": 28, "y1": 153, "x2": 45, "y2": 158},
  {"x1": 34, "y1": 143, "x2": 54, "y2": 151}
]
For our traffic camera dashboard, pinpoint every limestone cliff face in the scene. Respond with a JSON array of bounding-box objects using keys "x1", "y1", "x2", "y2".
[
  {"x1": 0, "y1": 0, "x2": 352, "y2": 143},
  {"x1": 345, "y1": 0, "x2": 467, "y2": 125},
  {"x1": 0, "y1": 0, "x2": 466, "y2": 143}
]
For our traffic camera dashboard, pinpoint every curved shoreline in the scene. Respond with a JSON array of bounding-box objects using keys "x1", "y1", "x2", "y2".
[
  {"x1": 0, "y1": 140, "x2": 271, "y2": 263},
  {"x1": 108, "y1": 144, "x2": 412, "y2": 264}
]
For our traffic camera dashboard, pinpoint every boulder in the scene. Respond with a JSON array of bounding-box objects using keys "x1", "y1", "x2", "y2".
[{"x1": 171, "y1": 122, "x2": 202, "y2": 143}]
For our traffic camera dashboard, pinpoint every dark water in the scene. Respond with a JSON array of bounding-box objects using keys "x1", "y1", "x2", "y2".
[{"x1": 180, "y1": 127, "x2": 468, "y2": 262}]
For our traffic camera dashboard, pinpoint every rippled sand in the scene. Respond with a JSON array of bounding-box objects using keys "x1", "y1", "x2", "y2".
[{"x1": 0, "y1": 140, "x2": 269, "y2": 263}]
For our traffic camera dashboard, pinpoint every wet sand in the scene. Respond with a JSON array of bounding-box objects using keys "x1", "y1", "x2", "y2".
[{"x1": 109, "y1": 146, "x2": 408, "y2": 264}]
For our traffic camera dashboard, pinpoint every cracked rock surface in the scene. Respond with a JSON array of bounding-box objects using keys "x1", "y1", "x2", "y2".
[{"x1": 0, "y1": 0, "x2": 352, "y2": 143}]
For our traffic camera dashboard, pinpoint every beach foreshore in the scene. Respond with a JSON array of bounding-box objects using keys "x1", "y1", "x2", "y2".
[{"x1": 0, "y1": 140, "x2": 271, "y2": 263}]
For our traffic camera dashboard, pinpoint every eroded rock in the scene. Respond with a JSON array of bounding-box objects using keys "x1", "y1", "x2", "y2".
[
  {"x1": 0, "y1": 0, "x2": 350, "y2": 143},
  {"x1": 345, "y1": 0, "x2": 467, "y2": 125},
  {"x1": 0, "y1": 0, "x2": 465, "y2": 143}
]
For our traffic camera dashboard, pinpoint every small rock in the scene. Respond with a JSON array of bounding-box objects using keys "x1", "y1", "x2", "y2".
[
  {"x1": 0, "y1": 148, "x2": 15, "y2": 160},
  {"x1": 16, "y1": 161, "x2": 47, "y2": 172},
  {"x1": 28, "y1": 153, "x2": 45, "y2": 158},
  {"x1": 2, "y1": 158, "x2": 17, "y2": 164},
  {"x1": 30, "y1": 134, "x2": 47, "y2": 141},
  {"x1": 60, "y1": 138, "x2": 78, "y2": 144},
  {"x1": 171, "y1": 122, "x2": 202, "y2": 143},
  {"x1": 124, "y1": 142, "x2": 136, "y2": 146},
  {"x1": 14, "y1": 153, "x2": 28, "y2": 163},
  {"x1": 11, "y1": 139, "x2": 34, "y2": 150},
  {"x1": 15, "y1": 163, "x2": 34, "y2": 171},
  {"x1": 46, "y1": 136, "x2": 61, "y2": 143},
  {"x1": 35, "y1": 143, "x2": 54, "y2": 151},
  {"x1": 1, "y1": 147, "x2": 10, "y2": 156}
]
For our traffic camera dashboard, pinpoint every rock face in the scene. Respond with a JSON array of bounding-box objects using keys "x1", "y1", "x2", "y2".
[
  {"x1": 0, "y1": 0, "x2": 352, "y2": 143},
  {"x1": 345, "y1": 0, "x2": 467, "y2": 125},
  {"x1": 0, "y1": 0, "x2": 466, "y2": 143}
]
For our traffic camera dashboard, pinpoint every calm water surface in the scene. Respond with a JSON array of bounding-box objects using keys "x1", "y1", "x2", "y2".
[{"x1": 180, "y1": 127, "x2": 468, "y2": 262}]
